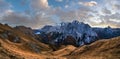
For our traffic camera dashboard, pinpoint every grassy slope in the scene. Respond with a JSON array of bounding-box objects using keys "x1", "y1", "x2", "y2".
[
  {"x1": 0, "y1": 24, "x2": 120, "y2": 59},
  {"x1": 67, "y1": 36, "x2": 120, "y2": 59},
  {"x1": 0, "y1": 24, "x2": 52, "y2": 59}
]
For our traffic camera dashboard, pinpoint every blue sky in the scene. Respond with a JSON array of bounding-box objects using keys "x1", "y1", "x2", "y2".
[
  {"x1": 0, "y1": 0, "x2": 120, "y2": 29},
  {"x1": 5, "y1": 0, "x2": 29, "y2": 12}
]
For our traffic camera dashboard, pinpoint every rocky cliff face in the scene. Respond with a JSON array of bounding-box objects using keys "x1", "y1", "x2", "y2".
[
  {"x1": 38, "y1": 20, "x2": 98, "y2": 46},
  {"x1": 35, "y1": 21, "x2": 120, "y2": 47}
]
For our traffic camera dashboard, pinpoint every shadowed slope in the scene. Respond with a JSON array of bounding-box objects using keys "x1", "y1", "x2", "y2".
[
  {"x1": 66, "y1": 36, "x2": 120, "y2": 59},
  {"x1": 0, "y1": 24, "x2": 52, "y2": 59}
]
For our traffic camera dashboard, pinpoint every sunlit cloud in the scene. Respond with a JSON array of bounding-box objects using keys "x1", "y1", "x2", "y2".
[
  {"x1": 0, "y1": 0, "x2": 120, "y2": 29},
  {"x1": 78, "y1": 1, "x2": 97, "y2": 7}
]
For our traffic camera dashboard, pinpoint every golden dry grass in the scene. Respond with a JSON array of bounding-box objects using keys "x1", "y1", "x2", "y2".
[
  {"x1": 67, "y1": 36, "x2": 120, "y2": 59},
  {"x1": 0, "y1": 24, "x2": 120, "y2": 59}
]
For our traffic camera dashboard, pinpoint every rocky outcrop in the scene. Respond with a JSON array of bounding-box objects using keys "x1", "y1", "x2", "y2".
[
  {"x1": 39, "y1": 20, "x2": 98, "y2": 46},
  {"x1": 35, "y1": 21, "x2": 120, "y2": 48}
]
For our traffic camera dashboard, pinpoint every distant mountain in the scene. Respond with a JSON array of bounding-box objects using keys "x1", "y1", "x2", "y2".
[
  {"x1": 93, "y1": 27, "x2": 120, "y2": 39},
  {"x1": 37, "y1": 20, "x2": 98, "y2": 47},
  {"x1": 34, "y1": 20, "x2": 120, "y2": 47}
]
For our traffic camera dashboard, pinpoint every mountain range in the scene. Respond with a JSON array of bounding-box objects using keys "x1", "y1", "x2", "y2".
[
  {"x1": 0, "y1": 21, "x2": 120, "y2": 59},
  {"x1": 34, "y1": 20, "x2": 120, "y2": 47}
]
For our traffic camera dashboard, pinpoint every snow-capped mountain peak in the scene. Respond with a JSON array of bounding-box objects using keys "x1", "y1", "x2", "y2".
[{"x1": 40, "y1": 20, "x2": 98, "y2": 46}]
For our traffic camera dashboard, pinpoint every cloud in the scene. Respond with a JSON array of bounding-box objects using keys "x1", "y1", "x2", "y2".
[
  {"x1": 85, "y1": 1, "x2": 97, "y2": 7},
  {"x1": 91, "y1": 13, "x2": 120, "y2": 28},
  {"x1": 0, "y1": 0, "x2": 104, "y2": 28},
  {"x1": 65, "y1": 5, "x2": 69, "y2": 8},
  {"x1": 0, "y1": 0, "x2": 57, "y2": 29},
  {"x1": 55, "y1": 0, "x2": 63, "y2": 2},
  {"x1": 86, "y1": 0, "x2": 120, "y2": 28},
  {"x1": 0, "y1": 11, "x2": 55, "y2": 29},
  {"x1": 104, "y1": 0, "x2": 120, "y2": 13},
  {"x1": 30, "y1": 0, "x2": 49, "y2": 11},
  {"x1": 109, "y1": 19, "x2": 120, "y2": 23},
  {"x1": 1, "y1": 12, "x2": 31, "y2": 25},
  {"x1": 101, "y1": 13, "x2": 120, "y2": 21},
  {"x1": 0, "y1": 0, "x2": 12, "y2": 15},
  {"x1": 0, "y1": 0, "x2": 13, "y2": 20},
  {"x1": 0, "y1": 0, "x2": 11, "y2": 10},
  {"x1": 0, "y1": 0, "x2": 120, "y2": 28},
  {"x1": 78, "y1": 1, "x2": 97, "y2": 7},
  {"x1": 113, "y1": 4, "x2": 120, "y2": 10},
  {"x1": 102, "y1": 8, "x2": 111, "y2": 14}
]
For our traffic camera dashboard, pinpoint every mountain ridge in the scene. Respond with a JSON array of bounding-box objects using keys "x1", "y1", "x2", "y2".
[
  {"x1": 0, "y1": 22, "x2": 120, "y2": 59},
  {"x1": 34, "y1": 20, "x2": 120, "y2": 47}
]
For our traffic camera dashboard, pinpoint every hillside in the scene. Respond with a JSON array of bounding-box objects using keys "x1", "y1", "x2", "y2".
[
  {"x1": 0, "y1": 23, "x2": 120, "y2": 59},
  {"x1": 0, "y1": 24, "x2": 52, "y2": 59},
  {"x1": 66, "y1": 36, "x2": 120, "y2": 59}
]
